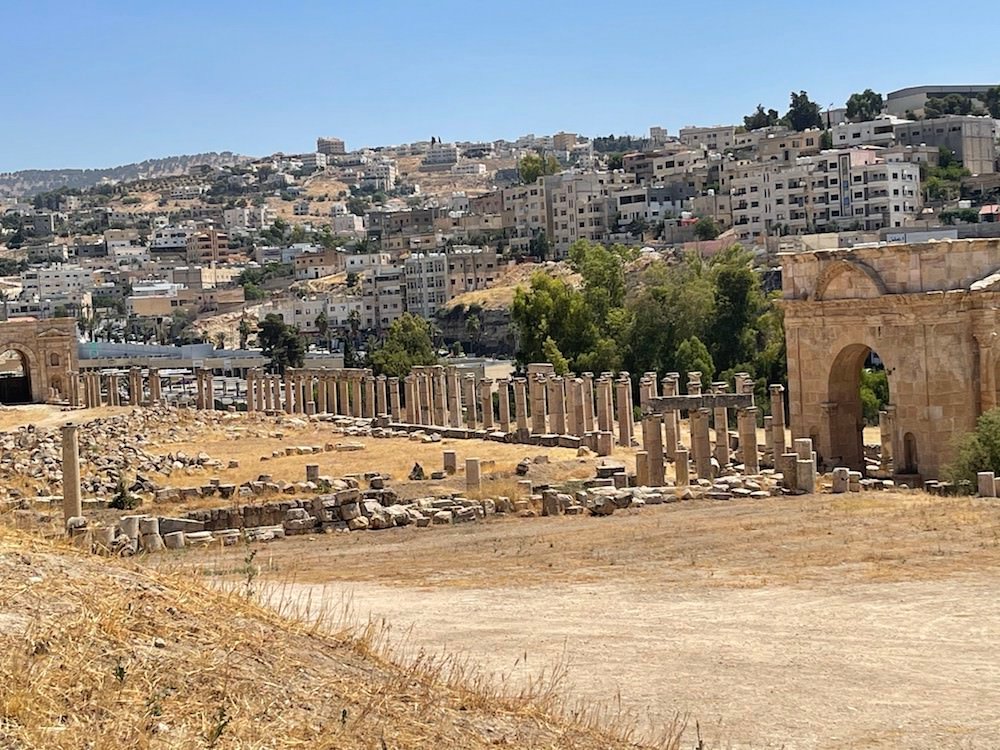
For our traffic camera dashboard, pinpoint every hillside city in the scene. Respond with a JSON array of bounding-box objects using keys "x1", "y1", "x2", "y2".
[{"x1": 1, "y1": 83, "x2": 998, "y2": 376}]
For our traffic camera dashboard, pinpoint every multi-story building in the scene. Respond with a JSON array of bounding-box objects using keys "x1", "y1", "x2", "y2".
[
  {"x1": 553, "y1": 132, "x2": 578, "y2": 152},
  {"x1": 151, "y1": 225, "x2": 195, "y2": 254},
  {"x1": 298, "y1": 152, "x2": 328, "y2": 171},
  {"x1": 451, "y1": 162, "x2": 487, "y2": 176},
  {"x1": 543, "y1": 170, "x2": 633, "y2": 255},
  {"x1": 678, "y1": 125, "x2": 737, "y2": 151},
  {"x1": 360, "y1": 158, "x2": 397, "y2": 190},
  {"x1": 420, "y1": 142, "x2": 459, "y2": 171},
  {"x1": 317, "y1": 136, "x2": 346, "y2": 156},
  {"x1": 332, "y1": 213, "x2": 365, "y2": 237},
  {"x1": 501, "y1": 181, "x2": 548, "y2": 254},
  {"x1": 294, "y1": 247, "x2": 344, "y2": 280},
  {"x1": 185, "y1": 227, "x2": 231, "y2": 264},
  {"x1": 403, "y1": 253, "x2": 449, "y2": 318},
  {"x1": 894, "y1": 115, "x2": 998, "y2": 174},
  {"x1": 360, "y1": 266, "x2": 405, "y2": 329},
  {"x1": 615, "y1": 185, "x2": 685, "y2": 226},
  {"x1": 756, "y1": 128, "x2": 824, "y2": 163},
  {"x1": 884, "y1": 85, "x2": 997, "y2": 118},
  {"x1": 831, "y1": 116, "x2": 912, "y2": 149},
  {"x1": 446, "y1": 246, "x2": 499, "y2": 295},
  {"x1": 730, "y1": 147, "x2": 922, "y2": 240},
  {"x1": 20, "y1": 265, "x2": 94, "y2": 306}
]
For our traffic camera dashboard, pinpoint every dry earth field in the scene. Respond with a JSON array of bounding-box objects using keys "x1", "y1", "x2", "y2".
[
  {"x1": 179, "y1": 487, "x2": 1000, "y2": 748},
  {"x1": 4, "y1": 404, "x2": 998, "y2": 747}
]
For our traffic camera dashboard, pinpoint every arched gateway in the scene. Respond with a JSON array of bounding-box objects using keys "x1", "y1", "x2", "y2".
[
  {"x1": 780, "y1": 238, "x2": 1000, "y2": 481},
  {"x1": 0, "y1": 318, "x2": 79, "y2": 405}
]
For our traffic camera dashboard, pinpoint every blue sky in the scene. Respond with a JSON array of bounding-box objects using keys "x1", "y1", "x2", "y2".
[{"x1": 3, "y1": 0, "x2": 999, "y2": 172}]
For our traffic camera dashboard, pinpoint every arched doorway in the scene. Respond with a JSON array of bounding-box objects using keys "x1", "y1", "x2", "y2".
[
  {"x1": 0, "y1": 349, "x2": 31, "y2": 404},
  {"x1": 827, "y1": 343, "x2": 890, "y2": 471}
]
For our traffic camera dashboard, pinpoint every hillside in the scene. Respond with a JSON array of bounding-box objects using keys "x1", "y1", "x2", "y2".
[
  {"x1": 0, "y1": 526, "x2": 648, "y2": 749},
  {"x1": 0, "y1": 152, "x2": 249, "y2": 198}
]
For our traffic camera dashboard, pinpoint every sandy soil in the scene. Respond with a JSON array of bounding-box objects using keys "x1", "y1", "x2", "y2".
[{"x1": 181, "y1": 494, "x2": 1000, "y2": 749}]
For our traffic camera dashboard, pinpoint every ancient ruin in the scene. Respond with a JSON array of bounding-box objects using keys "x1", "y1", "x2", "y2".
[
  {"x1": 0, "y1": 317, "x2": 78, "y2": 405},
  {"x1": 781, "y1": 238, "x2": 1000, "y2": 479}
]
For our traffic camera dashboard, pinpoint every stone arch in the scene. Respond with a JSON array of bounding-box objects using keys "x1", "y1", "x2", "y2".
[
  {"x1": 823, "y1": 341, "x2": 895, "y2": 471},
  {"x1": 0, "y1": 347, "x2": 34, "y2": 404},
  {"x1": 814, "y1": 260, "x2": 888, "y2": 301}
]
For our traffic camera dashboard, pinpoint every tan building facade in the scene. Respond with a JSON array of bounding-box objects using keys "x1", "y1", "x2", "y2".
[{"x1": 780, "y1": 238, "x2": 1000, "y2": 479}]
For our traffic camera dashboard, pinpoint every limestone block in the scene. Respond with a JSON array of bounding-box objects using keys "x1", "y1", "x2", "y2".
[{"x1": 978, "y1": 471, "x2": 996, "y2": 497}]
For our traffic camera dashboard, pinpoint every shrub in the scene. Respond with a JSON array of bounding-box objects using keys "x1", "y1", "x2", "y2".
[
  {"x1": 109, "y1": 477, "x2": 140, "y2": 510},
  {"x1": 946, "y1": 408, "x2": 1000, "y2": 488}
]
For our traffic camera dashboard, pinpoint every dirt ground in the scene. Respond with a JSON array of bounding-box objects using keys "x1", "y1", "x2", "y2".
[{"x1": 178, "y1": 493, "x2": 1000, "y2": 749}]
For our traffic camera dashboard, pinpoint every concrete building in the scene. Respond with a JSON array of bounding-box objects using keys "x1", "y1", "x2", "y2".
[
  {"x1": 447, "y1": 246, "x2": 499, "y2": 295},
  {"x1": 420, "y1": 143, "x2": 459, "y2": 171},
  {"x1": 757, "y1": 129, "x2": 824, "y2": 163},
  {"x1": 831, "y1": 116, "x2": 912, "y2": 149},
  {"x1": 553, "y1": 132, "x2": 578, "y2": 152},
  {"x1": 317, "y1": 137, "x2": 346, "y2": 156},
  {"x1": 543, "y1": 171, "x2": 633, "y2": 256},
  {"x1": 360, "y1": 158, "x2": 398, "y2": 190},
  {"x1": 299, "y1": 152, "x2": 328, "y2": 171},
  {"x1": 294, "y1": 247, "x2": 343, "y2": 280},
  {"x1": 185, "y1": 227, "x2": 232, "y2": 264},
  {"x1": 894, "y1": 115, "x2": 998, "y2": 175},
  {"x1": 403, "y1": 253, "x2": 449, "y2": 318},
  {"x1": 21, "y1": 265, "x2": 94, "y2": 306},
  {"x1": 730, "y1": 147, "x2": 922, "y2": 240},
  {"x1": 151, "y1": 226, "x2": 195, "y2": 254},
  {"x1": 615, "y1": 185, "x2": 685, "y2": 226},
  {"x1": 361, "y1": 266, "x2": 405, "y2": 330},
  {"x1": 679, "y1": 125, "x2": 737, "y2": 151}
]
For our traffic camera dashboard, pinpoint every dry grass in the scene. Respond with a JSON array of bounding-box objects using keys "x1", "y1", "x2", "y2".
[{"x1": 0, "y1": 525, "x2": 675, "y2": 749}]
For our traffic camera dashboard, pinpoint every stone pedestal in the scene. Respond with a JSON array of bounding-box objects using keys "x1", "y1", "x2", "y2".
[
  {"x1": 635, "y1": 451, "x2": 650, "y2": 487},
  {"x1": 675, "y1": 448, "x2": 690, "y2": 487},
  {"x1": 443, "y1": 450, "x2": 457, "y2": 475},
  {"x1": 691, "y1": 408, "x2": 713, "y2": 480},
  {"x1": 466, "y1": 457, "x2": 482, "y2": 494},
  {"x1": 738, "y1": 407, "x2": 759, "y2": 475},
  {"x1": 832, "y1": 467, "x2": 850, "y2": 493}
]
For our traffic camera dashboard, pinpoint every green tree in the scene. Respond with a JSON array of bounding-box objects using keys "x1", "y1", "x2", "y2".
[
  {"x1": 743, "y1": 104, "x2": 780, "y2": 131},
  {"x1": 518, "y1": 152, "x2": 560, "y2": 184},
  {"x1": 238, "y1": 316, "x2": 253, "y2": 349},
  {"x1": 315, "y1": 310, "x2": 330, "y2": 347},
  {"x1": 693, "y1": 217, "x2": 720, "y2": 241},
  {"x1": 925, "y1": 94, "x2": 973, "y2": 118},
  {"x1": 541, "y1": 336, "x2": 569, "y2": 375},
  {"x1": 257, "y1": 314, "x2": 305, "y2": 374},
  {"x1": 784, "y1": 90, "x2": 823, "y2": 131},
  {"x1": 709, "y1": 247, "x2": 764, "y2": 373},
  {"x1": 845, "y1": 89, "x2": 884, "y2": 121},
  {"x1": 675, "y1": 336, "x2": 715, "y2": 387},
  {"x1": 946, "y1": 408, "x2": 1000, "y2": 488},
  {"x1": 607, "y1": 153, "x2": 624, "y2": 170},
  {"x1": 369, "y1": 313, "x2": 437, "y2": 378},
  {"x1": 860, "y1": 368, "x2": 889, "y2": 426},
  {"x1": 214, "y1": 332, "x2": 226, "y2": 350}
]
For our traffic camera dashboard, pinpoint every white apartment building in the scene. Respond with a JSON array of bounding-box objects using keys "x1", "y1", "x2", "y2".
[
  {"x1": 447, "y1": 246, "x2": 499, "y2": 295},
  {"x1": 361, "y1": 159, "x2": 398, "y2": 190},
  {"x1": 678, "y1": 125, "x2": 737, "y2": 151},
  {"x1": 21, "y1": 265, "x2": 94, "y2": 305},
  {"x1": 421, "y1": 143, "x2": 459, "y2": 169},
  {"x1": 729, "y1": 147, "x2": 922, "y2": 240},
  {"x1": 332, "y1": 213, "x2": 365, "y2": 237},
  {"x1": 615, "y1": 185, "x2": 685, "y2": 225},
  {"x1": 543, "y1": 171, "x2": 633, "y2": 256},
  {"x1": 403, "y1": 253, "x2": 449, "y2": 318},
  {"x1": 452, "y1": 162, "x2": 487, "y2": 176},
  {"x1": 502, "y1": 181, "x2": 548, "y2": 254},
  {"x1": 361, "y1": 266, "x2": 405, "y2": 329},
  {"x1": 299, "y1": 152, "x2": 328, "y2": 171},
  {"x1": 168, "y1": 184, "x2": 206, "y2": 200},
  {"x1": 831, "y1": 116, "x2": 912, "y2": 148},
  {"x1": 151, "y1": 226, "x2": 195, "y2": 252},
  {"x1": 344, "y1": 252, "x2": 393, "y2": 274}
]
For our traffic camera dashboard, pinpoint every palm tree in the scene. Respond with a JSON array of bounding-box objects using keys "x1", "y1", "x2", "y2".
[{"x1": 215, "y1": 332, "x2": 227, "y2": 351}]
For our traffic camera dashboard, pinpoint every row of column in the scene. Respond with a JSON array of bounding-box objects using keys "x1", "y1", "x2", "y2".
[
  {"x1": 245, "y1": 367, "x2": 381, "y2": 418},
  {"x1": 81, "y1": 367, "x2": 163, "y2": 409}
]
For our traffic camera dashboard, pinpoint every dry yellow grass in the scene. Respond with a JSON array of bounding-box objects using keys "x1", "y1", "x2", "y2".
[
  {"x1": 445, "y1": 262, "x2": 582, "y2": 311},
  {"x1": 0, "y1": 525, "x2": 675, "y2": 749}
]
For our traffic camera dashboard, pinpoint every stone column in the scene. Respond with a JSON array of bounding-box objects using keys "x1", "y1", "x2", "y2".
[
  {"x1": 880, "y1": 405, "x2": 897, "y2": 472},
  {"x1": 416, "y1": 370, "x2": 431, "y2": 425},
  {"x1": 547, "y1": 376, "x2": 566, "y2": 435},
  {"x1": 976, "y1": 336, "x2": 997, "y2": 413},
  {"x1": 351, "y1": 375, "x2": 363, "y2": 418},
  {"x1": 581, "y1": 372, "x2": 595, "y2": 433},
  {"x1": 335, "y1": 375, "x2": 347, "y2": 416},
  {"x1": 675, "y1": 448, "x2": 690, "y2": 487},
  {"x1": 480, "y1": 378, "x2": 494, "y2": 431},
  {"x1": 711, "y1": 382, "x2": 730, "y2": 468},
  {"x1": 376, "y1": 375, "x2": 388, "y2": 417},
  {"x1": 739, "y1": 406, "x2": 759, "y2": 475},
  {"x1": 316, "y1": 374, "x2": 328, "y2": 414},
  {"x1": 283, "y1": 372, "x2": 294, "y2": 413},
  {"x1": 497, "y1": 377, "x2": 512, "y2": 433},
  {"x1": 463, "y1": 375, "x2": 478, "y2": 429},
  {"x1": 691, "y1": 408, "x2": 713, "y2": 480},
  {"x1": 433, "y1": 366, "x2": 447, "y2": 427},
  {"x1": 325, "y1": 375, "x2": 337, "y2": 415},
  {"x1": 770, "y1": 384, "x2": 786, "y2": 458},
  {"x1": 635, "y1": 451, "x2": 650, "y2": 487},
  {"x1": 513, "y1": 378, "x2": 529, "y2": 438},
  {"x1": 615, "y1": 374, "x2": 633, "y2": 447},
  {"x1": 596, "y1": 375, "x2": 613, "y2": 433},
  {"x1": 565, "y1": 377, "x2": 579, "y2": 437},
  {"x1": 447, "y1": 368, "x2": 462, "y2": 427},
  {"x1": 403, "y1": 375, "x2": 417, "y2": 423},
  {"x1": 363, "y1": 376, "x2": 376, "y2": 419},
  {"x1": 762, "y1": 415, "x2": 774, "y2": 464},
  {"x1": 61, "y1": 423, "x2": 82, "y2": 527},
  {"x1": 530, "y1": 374, "x2": 547, "y2": 435},
  {"x1": 150, "y1": 369, "x2": 162, "y2": 406},
  {"x1": 388, "y1": 376, "x2": 401, "y2": 421},
  {"x1": 297, "y1": 373, "x2": 308, "y2": 414},
  {"x1": 569, "y1": 378, "x2": 586, "y2": 438},
  {"x1": 639, "y1": 372, "x2": 658, "y2": 411},
  {"x1": 662, "y1": 373, "x2": 680, "y2": 454},
  {"x1": 642, "y1": 414, "x2": 665, "y2": 486}
]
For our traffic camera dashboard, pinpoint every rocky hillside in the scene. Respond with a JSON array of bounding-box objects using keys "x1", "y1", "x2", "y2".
[{"x1": 0, "y1": 152, "x2": 248, "y2": 198}]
